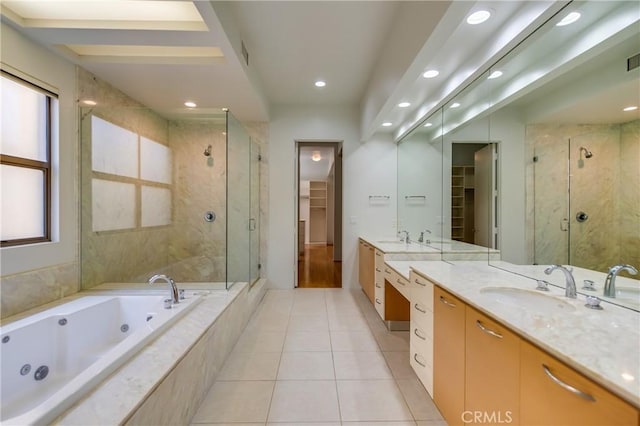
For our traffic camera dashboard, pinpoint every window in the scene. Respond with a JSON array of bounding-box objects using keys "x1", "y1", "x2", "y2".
[{"x1": 1, "y1": 71, "x2": 55, "y2": 246}]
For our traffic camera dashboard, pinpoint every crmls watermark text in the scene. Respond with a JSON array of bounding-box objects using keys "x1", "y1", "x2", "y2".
[{"x1": 461, "y1": 410, "x2": 513, "y2": 424}]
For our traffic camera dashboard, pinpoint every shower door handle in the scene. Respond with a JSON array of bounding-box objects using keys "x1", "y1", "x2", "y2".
[{"x1": 249, "y1": 218, "x2": 256, "y2": 231}]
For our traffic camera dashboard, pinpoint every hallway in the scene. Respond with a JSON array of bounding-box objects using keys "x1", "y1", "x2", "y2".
[
  {"x1": 298, "y1": 244, "x2": 342, "y2": 288},
  {"x1": 191, "y1": 288, "x2": 446, "y2": 425}
]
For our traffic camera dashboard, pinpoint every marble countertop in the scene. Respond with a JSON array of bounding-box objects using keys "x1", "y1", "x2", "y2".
[
  {"x1": 360, "y1": 236, "x2": 498, "y2": 255},
  {"x1": 399, "y1": 260, "x2": 640, "y2": 408}
]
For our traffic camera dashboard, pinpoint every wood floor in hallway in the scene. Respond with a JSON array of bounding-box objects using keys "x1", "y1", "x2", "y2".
[{"x1": 298, "y1": 244, "x2": 342, "y2": 288}]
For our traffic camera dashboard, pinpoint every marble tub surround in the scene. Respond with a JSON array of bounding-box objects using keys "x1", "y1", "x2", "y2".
[
  {"x1": 50, "y1": 280, "x2": 266, "y2": 425},
  {"x1": 408, "y1": 260, "x2": 640, "y2": 408},
  {"x1": 0, "y1": 262, "x2": 79, "y2": 320}
]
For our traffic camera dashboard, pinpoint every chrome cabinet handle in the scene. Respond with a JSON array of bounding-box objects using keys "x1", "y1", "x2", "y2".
[
  {"x1": 375, "y1": 298, "x2": 382, "y2": 305},
  {"x1": 414, "y1": 328, "x2": 426, "y2": 341},
  {"x1": 439, "y1": 296, "x2": 456, "y2": 308},
  {"x1": 414, "y1": 353, "x2": 426, "y2": 367},
  {"x1": 542, "y1": 364, "x2": 596, "y2": 402},
  {"x1": 476, "y1": 320, "x2": 503, "y2": 339},
  {"x1": 397, "y1": 278, "x2": 405, "y2": 286},
  {"x1": 414, "y1": 278, "x2": 426, "y2": 286},
  {"x1": 375, "y1": 283, "x2": 381, "y2": 288},
  {"x1": 414, "y1": 303, "x2": 426, "y2": 314},
  {"x1": 375, "y1": 268, "x2": 381, "y2": 272},
  {"x1": 385, "y1": 268, "x2": 391, "y2": 273},
  {"x1": 375, "y1": 252, "x2": 382, "y2": 257}
]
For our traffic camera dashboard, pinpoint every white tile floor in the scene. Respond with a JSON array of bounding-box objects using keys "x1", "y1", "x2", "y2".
[{"x1": 191, "y1": 288, "x2": 447, "y2": 426}]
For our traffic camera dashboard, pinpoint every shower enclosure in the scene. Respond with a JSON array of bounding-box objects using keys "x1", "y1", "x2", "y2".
[
  {"x1": 80, "y1": 106, "x2": 260, "y2": 290},
  {"x1": 531, "y1": 120, "x2": 640, "y2": 273}
]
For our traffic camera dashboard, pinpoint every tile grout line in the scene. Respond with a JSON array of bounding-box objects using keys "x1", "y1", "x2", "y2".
[{"x1": 262, "y1": 289, "x2": 293, "y2": 424}]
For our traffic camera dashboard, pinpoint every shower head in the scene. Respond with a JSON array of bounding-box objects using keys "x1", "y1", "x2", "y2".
[{"x1": 580, "y1": 147, "x2": 593, "y2": 159}]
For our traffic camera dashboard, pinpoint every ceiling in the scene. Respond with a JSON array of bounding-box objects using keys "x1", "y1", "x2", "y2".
[{"x1": 2, "y1": 1, "x2": 635, "y2": 137}]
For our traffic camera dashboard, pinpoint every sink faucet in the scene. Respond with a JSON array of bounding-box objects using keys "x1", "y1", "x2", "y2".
[
  {"x1": 398, "y1": 230, "x2": 410, "y2": 243},
  {"x1": 418, "y1": 229, "x2": 431, "y2": 244},
  {"x1": 604, "y1": 264, "x2": 638, "y2": 298},
  {"x1": 149, "y1": 274, "x2": 179, "y2": 304},
  {"x1": 544, "y1": 265, "x2": 577, "y2": 298}
]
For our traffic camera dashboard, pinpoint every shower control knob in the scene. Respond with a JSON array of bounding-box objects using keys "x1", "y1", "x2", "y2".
[
  {"x1": 576, "y1": 211, "x2": 588, "y2": 223},
  {"x1": 204, "y1": 211, "x2": 216, "y2": 222}
]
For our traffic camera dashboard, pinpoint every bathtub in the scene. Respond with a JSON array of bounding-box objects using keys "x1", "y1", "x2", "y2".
[{"x1": 0, "y1": 292, "x2": 203, "y2": 425}]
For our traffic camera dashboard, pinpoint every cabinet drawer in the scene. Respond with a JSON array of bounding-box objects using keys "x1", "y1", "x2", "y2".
[
  {"x1": 384, "y1": 265, "x2": 410, "y2": 300},
  {"x1": 411, "y1": 321, "x2": 433, "y2": 367},
  {"x1": 374, "y1": 294, "x2": 384, "y2": 316},
  {"x1": 411, "y1": 300, "x2": 433, "y2": 335},
  {"x1": 520, "y1": 339, "x2": 639, "y2": 426},
  {"x1": 411, "y1": 273, "x2": 434, "y2": 308},
  {"x1": 411, "y1": 338, "x2": 434, "y2": 397}
]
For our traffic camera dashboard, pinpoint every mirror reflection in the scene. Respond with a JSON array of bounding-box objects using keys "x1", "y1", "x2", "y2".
[{"x1": 397, "y1": 0, "x2": 639, "y2": 310}]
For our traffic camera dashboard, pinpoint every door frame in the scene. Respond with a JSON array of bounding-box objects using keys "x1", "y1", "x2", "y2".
[{"x1": 294, "y1": 140, "x2": 343, "y2": 288}]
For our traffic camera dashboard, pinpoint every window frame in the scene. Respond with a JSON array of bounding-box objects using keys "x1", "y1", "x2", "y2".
[{"x1": 1, "y1": 71, "x2": 53, "y2": 247}]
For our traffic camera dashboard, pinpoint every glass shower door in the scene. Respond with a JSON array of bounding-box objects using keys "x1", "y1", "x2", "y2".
[{"x1": 249, "y1": 140, "x2": 260, "y2": 285}]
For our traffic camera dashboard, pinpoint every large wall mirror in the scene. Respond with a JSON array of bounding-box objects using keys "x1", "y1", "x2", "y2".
[
  {"x1": 397, "y1": 0, "x2": 639, "y2": 311},
  {"x1": 482, "y1": 0, "x2": 639, "y2": 311}
]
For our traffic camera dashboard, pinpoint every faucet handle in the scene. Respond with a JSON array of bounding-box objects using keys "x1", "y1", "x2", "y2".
[
  {"x1": 535, "y1": 280, "x2": 550, "y2": 291},
  {"x1": 584, "y1": 295, "x2": 603, "y2": 310},
  {"x1": 582, "y1": 280, "x2": 596, "y2": 291}
]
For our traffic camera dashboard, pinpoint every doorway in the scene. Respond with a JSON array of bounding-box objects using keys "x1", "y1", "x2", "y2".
[
  {"x1": 295, "y1": 141, "x2": 343, "y2": 288},
  {"x1": 451, "y1": 142, "x2": 498, "y2": 248}
]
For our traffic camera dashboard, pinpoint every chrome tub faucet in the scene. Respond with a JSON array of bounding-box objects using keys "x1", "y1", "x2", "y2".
[{"x1": 148, "y1": 274, "x2": 180, "y2": 304}]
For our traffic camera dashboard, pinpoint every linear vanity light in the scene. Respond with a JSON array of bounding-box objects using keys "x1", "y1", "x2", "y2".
[{"x1": 623, "y1": 106, "x2": 638, "y2": 112}]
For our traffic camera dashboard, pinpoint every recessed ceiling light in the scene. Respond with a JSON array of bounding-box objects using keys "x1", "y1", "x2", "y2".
[
  {"x1": 184, "y1": 101, "x2": 196, "y2": 108},
  {"x1": 466, "y1": 10, "x2": 491, "y2": 25},
  {"x1": 315, "y1": 80, "x2": 326, "y2": 87},
  {"x1": 623, "y1": 106, "x2": 638, "y2": 112},
  {"x1": 311, "y1": 151, "x2": 322, "y2": 162},
  {"x1": 488, "y1": 70, "x2": 503, "y2": 79},
  {"x1": 556, "y1": 12, "x2": 581, "y2": 27},
  {"x1": 422, "y1": 70, "x2": 439, "y2": 79},
  {"x1": 222, "y1": 107, "x2": 229, "y2": 112},
  {"x1": 398, "y1": 102, "x2": 411, "y2": 108},
  {"x1": 382, "y1": 122, "x2": 393, "y2": 127},
  {"x1": 450, "y1": 102, "x2": 461, "y2": 109},
  {"x1": 423, "y1": 122, "x2": 433, "y2": 127},
  {"x1": 81, "y1": 99, "x2": 97, "y2": 106}
]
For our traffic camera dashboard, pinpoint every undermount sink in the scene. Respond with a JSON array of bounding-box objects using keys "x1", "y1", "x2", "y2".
[{"x1": 480, "y1": 286, "x2": 576, "y2": 313}]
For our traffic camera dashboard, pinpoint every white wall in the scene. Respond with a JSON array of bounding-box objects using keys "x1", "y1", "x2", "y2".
[
  {"x1": 268, "y1": 105, "x2": 397, "y2": 289},
  {"x1": 0, "y1": 24, "x2": 78, "y2": 275}
]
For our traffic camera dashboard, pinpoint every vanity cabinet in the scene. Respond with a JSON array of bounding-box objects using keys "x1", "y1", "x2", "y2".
[
  {"x1": 409, "y1": 272, "x2": 434, "y2": 396},
  {"x1": 433, "y1": 286, "x2": 466, "y2": 426},
  {"x1": 373, "y1": 249, "x2": 385, "y2": 318},
  {"x1": 358, "y1": 239, "x2": 375, "y2": 304},
  {"x1": 431, "y1": 283, "x2": 639, "y2": 426},
  {"x1": 520, "y1": 340, "x2": 639, "y2": 426},
  {"x1": 465, "y1": 306, "x2": 520, "y2": 425}
]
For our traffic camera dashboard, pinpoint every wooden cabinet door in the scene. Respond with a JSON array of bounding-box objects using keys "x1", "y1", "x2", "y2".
[
  {"x1": 520, "y1": 339, "x2": 639, "y2": 426},
  {"x1": 358, "y1": 240, "x2": 375, "y2": 304},
  {"x1": 433, "y1": 286, "x2": 466, "y2": 426},
  {"x1": 465, "y1": 306, "x2": 520, "y2": 425}
]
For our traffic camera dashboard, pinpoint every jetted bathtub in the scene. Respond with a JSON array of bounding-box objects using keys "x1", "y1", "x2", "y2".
[{"x1": 0, "y1": 292, "x2": 203, "y2": 425}]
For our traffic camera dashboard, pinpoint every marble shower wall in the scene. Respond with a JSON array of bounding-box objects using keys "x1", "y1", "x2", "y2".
[
  {"x1": 80, "y1": 69, "x2": 233, "y2": 287},
  {"x1": 528, "y1": 120, "x2": 639, "y2": 272},
  {"x1": 168, "y1": 120, "x2": 227, "y2": 282}
]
